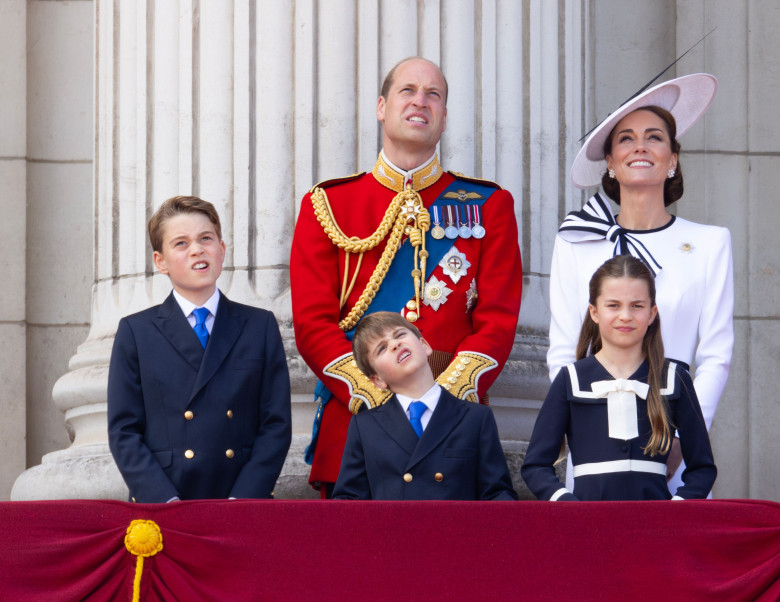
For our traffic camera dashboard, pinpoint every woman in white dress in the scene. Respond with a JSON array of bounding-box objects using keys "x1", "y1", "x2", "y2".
[{"x1": 547, "y1": 74, "x2": 733, "y2": 494}]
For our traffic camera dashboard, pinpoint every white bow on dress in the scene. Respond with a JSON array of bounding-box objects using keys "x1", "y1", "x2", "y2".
[{"x1": 590, "y1": 378, "x2": 649, "y2": 441}]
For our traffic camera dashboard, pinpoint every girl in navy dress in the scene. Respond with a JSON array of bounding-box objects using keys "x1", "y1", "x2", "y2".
[{"x1": 522, "y1": 255, "x2": 716, "y2": 501}]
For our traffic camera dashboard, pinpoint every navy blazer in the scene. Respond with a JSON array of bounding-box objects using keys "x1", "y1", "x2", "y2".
[
  {"x1": 107, "y1": 291, "x2": 292, "y2": 502},
  {"x1": 333, "y1": 388, "x2": 517, "y2": 500}
]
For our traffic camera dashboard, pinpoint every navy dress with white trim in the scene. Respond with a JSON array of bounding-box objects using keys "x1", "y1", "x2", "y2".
[{"x1": 521, "y1": 355, "x2": 716, "y2": 501}]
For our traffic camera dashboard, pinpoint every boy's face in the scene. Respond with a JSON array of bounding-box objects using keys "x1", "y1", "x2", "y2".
[
  {"x1": 153, "y1": 212, "x2": 225, "y2": 306},
  {"x1": 366, "y1": 326, "x2": 432, "y2": 391}
]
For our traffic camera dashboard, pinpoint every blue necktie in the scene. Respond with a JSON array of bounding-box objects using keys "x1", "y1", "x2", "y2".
[
  {"x1": 408, "y1": 401, "x2": 426, "y2": 438},
  {"x1": 193, "y1": 307, "x2": 210, "y2": 349}
]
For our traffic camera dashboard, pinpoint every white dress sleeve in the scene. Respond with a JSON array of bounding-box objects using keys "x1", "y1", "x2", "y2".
[
  {"x1": 691, "y1": 226, "x2": 734, "y2": 429},
  {"x1": 547, "y1": 235, "x2": 582, "y2": 382}
]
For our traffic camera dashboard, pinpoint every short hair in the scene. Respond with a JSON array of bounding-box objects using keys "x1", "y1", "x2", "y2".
[
  {"x1": 352, "y1": 311, "x2": 422, "y2": 377},
  {"x1": 601, "y1": 105, "x2": 684, "y2": 207},
  {"x1": 379, "y1": 56, "x2": 449, "y2": 105},
  {"x1": 148, "y1": 196, "x2": 222, "y2": 253}
]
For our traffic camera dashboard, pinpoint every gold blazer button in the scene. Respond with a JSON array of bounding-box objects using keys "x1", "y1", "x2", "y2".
[
  {"x1": 225, "y1": 449, "x2": 235, "y2": 459},
  {"x1": 184, "y1": 449, "x2": 195, "y2": 459},
  {"x1": 403, "y1": 473, "x2": 413, "y2": 483},
  {"x1": 184, "y1": 410, "x2": 194, "y2": 420},
  {"x1": 434, "y1": 473, "x2": 444, "y2": 482}
]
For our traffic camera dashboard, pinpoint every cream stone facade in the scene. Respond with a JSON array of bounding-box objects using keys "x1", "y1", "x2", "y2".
[{"x1": 6, "y1": 0, "x2": 779, "y2": 501}]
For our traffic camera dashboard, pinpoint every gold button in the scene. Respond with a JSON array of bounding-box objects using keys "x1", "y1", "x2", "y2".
[
  {"x1": 461, "y1": 357, "x2": 471, "y2": 364},
  {"x1": 131, "y1": 497, "x2": 137, "y2": 503},
  {"x1": 456, "y1": 363, "x2": 466, "y2": 371},
  {"x1": 405, "y1": 311, "x2": 418, "y2": 322},
  {"x1": 403, "y1": 473, "x2": 413, "y2": 483},
  {"x1": 451, "y1": 370, "x2": 462, "y2": 378},
  {"x1": 185, "y1": 449, "x2": 194, "y2": 459},
  {"x1": 227, "y1": 410, "x2": 233, "y2": 418},
  {"x1": 225, "y1": 449, "x2": 234, "y2": 459},
  {"x1": 184, "y1": 410, "x2": 194, "y2": 420},
  {"x1": 434, "y1": 473, "x2": 444, "y2": 482}
]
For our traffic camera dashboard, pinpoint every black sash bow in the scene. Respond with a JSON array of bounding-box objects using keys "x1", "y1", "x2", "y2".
[{"x1": 557, "y1": 193, "x2": 663, "y2": 276}]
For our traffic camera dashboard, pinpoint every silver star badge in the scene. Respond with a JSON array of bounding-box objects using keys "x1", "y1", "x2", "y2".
[
  {"x1": 422, "y1": 275, "x2": 452, "y2": 311},
  {"x1": 439, "y1": 246, "x2": 471, "y2": 284}
]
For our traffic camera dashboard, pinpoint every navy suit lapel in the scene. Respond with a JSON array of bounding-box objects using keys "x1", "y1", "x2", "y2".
[
  {"x1": 371, "y1": 396, "x2": 419, "y2": 456},
  {"x1": 406, "y1": 389, "x2": 468, "y2": 470},
  {"x1": 189, "y1": 294, "x2": 246, "y2": 400},
  {"x1": 154, "y1": 293, "x2": 204, "y2": 372}
]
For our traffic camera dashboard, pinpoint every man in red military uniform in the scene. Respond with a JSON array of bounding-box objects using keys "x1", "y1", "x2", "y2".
[{"x1": 291, "y1": 57, "x2": 522, "y2": 496}]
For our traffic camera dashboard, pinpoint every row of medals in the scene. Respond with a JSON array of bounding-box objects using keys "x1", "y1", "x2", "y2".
[
  {"x1": 430, "y1": 205, "x2": 486, "y2": 240},
  {"x1": 405, "y1": 204, "x2": 484, "y2": 323}
]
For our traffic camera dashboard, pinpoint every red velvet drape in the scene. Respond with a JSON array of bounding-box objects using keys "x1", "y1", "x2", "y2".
[{"x1": 2, "y1": 499, "x2": 779, "y2": 601}]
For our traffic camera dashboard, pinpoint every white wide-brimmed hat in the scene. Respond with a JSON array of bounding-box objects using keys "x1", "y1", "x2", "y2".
[{"x1": 570, "y1": 73, "x2": 718, "y2": 189}]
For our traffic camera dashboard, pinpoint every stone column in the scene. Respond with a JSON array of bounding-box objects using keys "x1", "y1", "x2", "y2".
[
  {"x1": 13, "y1": 0, "x2": 587, "y2": 500},
  {"x1": 0, "y1": 0, "x2": 27, "y2": 500}
]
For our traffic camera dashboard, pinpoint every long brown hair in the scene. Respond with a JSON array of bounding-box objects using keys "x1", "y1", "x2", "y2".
[{"x1": 577, "y1": 255, "x2": 671, "y2": 456}]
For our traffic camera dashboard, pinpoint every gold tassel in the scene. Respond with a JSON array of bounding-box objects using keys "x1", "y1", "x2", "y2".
[{"x1": 124, "y1": 519, "x2": 164, "y2": 602}]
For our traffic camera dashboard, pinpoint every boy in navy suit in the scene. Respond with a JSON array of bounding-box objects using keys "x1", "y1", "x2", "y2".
[
  {"x1": 332, "y1": 312, "x2": 517, "y2": 500},
  {"x1": 108, "y1": 196, "x2": 291, "y2": 502}
]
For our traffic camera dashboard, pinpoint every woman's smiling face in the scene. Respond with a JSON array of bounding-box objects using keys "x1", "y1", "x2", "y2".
[{"x1": 606, "y1": 109, "x2": 678, "y2": 193}]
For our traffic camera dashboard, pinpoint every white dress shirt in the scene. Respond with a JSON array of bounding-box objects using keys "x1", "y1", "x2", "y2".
[
  {"x1": 173, "y1": 288, "x2": 220, "y2": 334},
  {"x1": 396, "y1": 384, "x2": 442, "y2": 433}
]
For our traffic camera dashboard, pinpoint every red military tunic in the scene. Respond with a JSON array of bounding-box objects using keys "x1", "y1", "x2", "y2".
[{"x1": 291, "y1": 154, "x2": 522, "y2": 487}]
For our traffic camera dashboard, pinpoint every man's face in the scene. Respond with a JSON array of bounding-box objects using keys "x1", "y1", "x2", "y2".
[{"x1": 377, "y1": 59, "x2": 447, "y2": 163}]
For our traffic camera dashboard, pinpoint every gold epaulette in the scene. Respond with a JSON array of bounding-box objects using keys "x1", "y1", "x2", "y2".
[
  {"x1": 323, "y1": 354, "x2": 393, "y2": 414},
  {"x1": 435, "y1": 352, "x2": 498, "y2": 403},
  {"x1": 309, "y1": 172, "x2": 365, "y2": 193},
  {"x1": 447, "y1": 171, "x2": 503, "y2": 191}
]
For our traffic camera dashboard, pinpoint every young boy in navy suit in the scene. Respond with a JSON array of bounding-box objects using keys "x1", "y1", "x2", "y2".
[
  {"x1": 332, "y1": 312, "x2": 517, "y2": 500},
  {"x1": 108, "y1": 196, "x2": 291, "y2": 502}
]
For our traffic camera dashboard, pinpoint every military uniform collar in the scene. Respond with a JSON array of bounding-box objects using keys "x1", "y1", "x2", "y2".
[{"x1": 372, "y1": 150, "x2": 443, "y2": 192}]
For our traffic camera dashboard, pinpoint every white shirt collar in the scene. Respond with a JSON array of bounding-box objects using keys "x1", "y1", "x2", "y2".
[
  {"x1": 172, "y1": 288, "x2": 221, "y2": 320},
  {"x1": 396, "y1": 383, "x2": 441, "y2": 414},
  {"x1": 379, "y1": 149, "x2": 437, "y2": 183}
]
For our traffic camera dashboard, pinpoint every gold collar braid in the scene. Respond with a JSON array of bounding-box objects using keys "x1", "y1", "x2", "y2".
[
  {"x1": 311, "y1": 183, "x2": 430, "y2": 331},
  {"x1": 372, "y1": 153, "x2": 442, "y2": 192}
]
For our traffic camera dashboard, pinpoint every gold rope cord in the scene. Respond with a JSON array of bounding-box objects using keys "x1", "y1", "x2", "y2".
[
  {"x1": 340, "y1": 251, "x2": 365, "y2": 309},
  {"x1": 311, "y1": 185, "x2": 429, "y2": 332},
  {"x1": 124, "y1": 519, "x2": 164, "y2": 602},
  {"x1": 339, "y1": 251, "x2": 350, "y2": 307}
]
